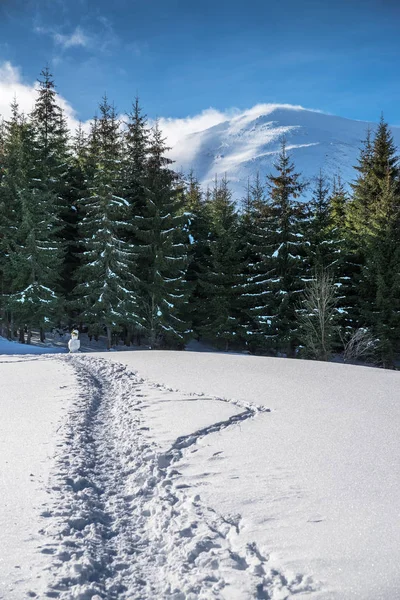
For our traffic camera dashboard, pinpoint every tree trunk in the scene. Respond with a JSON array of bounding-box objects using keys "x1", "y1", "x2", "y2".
[
  {"x1": 106, "y1": 326, "x2": 112, "y2": 350},
  {"x1": 19, "y1": 328, "x2": 25, "y2": 344},
  {"x1": 40, "y1": 327, "x2": 45, "y2": 342},
  {"x1": 124, "y1": 326, "x2": 130, "y2": 346},
  {"x1": 27, "y1": 329, "x2": 32, "y2": 344}
]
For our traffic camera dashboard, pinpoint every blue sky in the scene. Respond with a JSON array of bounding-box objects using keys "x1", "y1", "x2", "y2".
[{"x1": 0, "y1": 0, "x2": 400, "y2": 125}]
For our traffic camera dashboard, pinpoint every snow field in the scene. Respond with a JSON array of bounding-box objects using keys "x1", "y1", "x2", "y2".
[
  {"x1": 1, "y1": 350, "x2": 400, "y2": 599},
  {"x1": 103, "y1": 351, "x2": 400, "y2": 600},
  {"x1": 37, "y1": 355, "x2": 308, "y2": 599},
  {"x1": 0, "y1": 356, "x2": 75, "y2": 599}
]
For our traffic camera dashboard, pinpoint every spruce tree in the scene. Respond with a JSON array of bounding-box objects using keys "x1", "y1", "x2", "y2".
[
  {"x1": 120, "y1": 98, "x2": 150, "y2": 344},
  {"x1": 6, "y1": 113, "x2": 63, "y2": 341},
  {"x1": 135, "y1": 121, "x2": 189, "y2": 348},
  {"x1": 182, "y1": 170, "x2": 210, "y2": 338},
  {"x1": 264, "y1": 140, "x2": 308, "y2": 356},
  {"x1": 327, "y1": 175, "x2": 355, "y2": 334},
  {"x1": 123, "y1": 97, "x2": 149, "y2": 220},
  {"x1": 345, "y1": 130, "x2": 377, "y2": 333},
  {"x1": 347, "y1": 128, "x2": 375, "y2": 238},
  {"x1": 306, "y1": 171, "x2": 339, "y2": 272},
  {"x1": 30, "y1": 67, "x2": 70, "y2": 226},
  {"x1": 30, "y1": 67, "x2": 72, "y2": 309},
  {"x1": 236, "y1": 172, "x2": 274, "y2": 351},
  {"x1": 198, "y1": 175, "x2": 242, "y2": 350},
  {"x1": 0, "y1": 101, "x2": 23, "y2": 328},
  {"x1": 348, "y1": 117, "x2": 400, "y2": 364},
  {"x1": 74, "y1": 97, "x2": 139, "y2": 348},
  {"x1": 363, "y1": 169, "x2": 400, "y2": 366},
  {"x1": 62, "y1": 123, "x2": 88, "y2": 304}
]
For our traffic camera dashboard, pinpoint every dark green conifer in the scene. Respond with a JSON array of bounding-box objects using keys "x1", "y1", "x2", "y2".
[
  {"x1": 135, "y1": 121, "x2": 189, "y2": 348},
  {"x1": 198, "y1": 175, "x2": 242, "y2": 350},
  {"x1": 74, "y1": 97, "x2": 139, "y2": 348},
  {"x1": 264, "y1": 140, "x2": 308, "y2": 356}
]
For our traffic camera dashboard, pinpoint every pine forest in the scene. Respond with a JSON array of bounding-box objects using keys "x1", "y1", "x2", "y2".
[{"x1": 0, "y1": 68, "x2": 399, "y2": 368}]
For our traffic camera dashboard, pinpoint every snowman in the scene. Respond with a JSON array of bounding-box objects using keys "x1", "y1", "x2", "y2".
[{"x1": 68, "y1": 329, "x2": 81, "y2": 353}]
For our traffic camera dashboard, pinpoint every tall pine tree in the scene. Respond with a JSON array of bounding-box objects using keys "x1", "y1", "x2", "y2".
[
  {"x1": 74, "y1": 97, "x2": 139, "y2": 348},
  {"x1": 264, "y1": 140, "x2": 308, "y2": 356},
  {"x1": 135, "y1": 122, "x2": 189, "y2": 348},
  {"x1": 198, "y1": 175, "x2": 242, "y2": 350}
]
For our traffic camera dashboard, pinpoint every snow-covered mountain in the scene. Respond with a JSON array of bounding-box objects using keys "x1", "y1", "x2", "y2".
[{"x1": 167, "y1": 104, "x2": 400, "y2": 201}]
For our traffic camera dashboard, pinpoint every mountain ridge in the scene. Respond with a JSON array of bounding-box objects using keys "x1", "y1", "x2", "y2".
[{"x1": 167, "y1": 105, "x2": 400, "y2": 200}]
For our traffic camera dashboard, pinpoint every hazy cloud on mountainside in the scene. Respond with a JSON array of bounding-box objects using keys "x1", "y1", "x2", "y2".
[{"x1": 158, "y1": 103, "x2": 314, "y2": 166}]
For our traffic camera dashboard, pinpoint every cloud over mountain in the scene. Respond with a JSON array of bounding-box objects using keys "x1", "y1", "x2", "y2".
[{"x1": 165, "y1": 104, "x2": 400, "y2": 199}]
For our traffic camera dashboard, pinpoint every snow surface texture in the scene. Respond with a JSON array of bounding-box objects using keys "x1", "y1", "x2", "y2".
[
  {"x1": 0, "y1": 335, "x2": 65, "y2": 354},
  {"x1": 104, "y1": 351, "x2": 400, "y2": 600},
  {"x1": 0, "y1": 357, "x2": 74, "y2": 599},
  {"x1": 1, "y1": 350, "x2": 400, "y2": 599},
  {"x1": 168, "y1": 105, "x2": 400, "y2": 200},
  {"x1": 28, "y1": 355, "x2": 310, "y2": 600}
]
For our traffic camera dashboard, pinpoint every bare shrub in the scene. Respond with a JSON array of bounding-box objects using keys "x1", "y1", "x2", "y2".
[
  {"x1": 298, "y1": 271, "x2": 338, "y2": 361},
  {"x1": 342, "y1": 328, "x2": 379, "y2": 363}
]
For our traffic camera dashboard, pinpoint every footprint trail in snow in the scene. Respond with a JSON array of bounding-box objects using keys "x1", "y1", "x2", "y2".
[{"x1": 37, "y1": 355, "x2": 316, "y2": 599}]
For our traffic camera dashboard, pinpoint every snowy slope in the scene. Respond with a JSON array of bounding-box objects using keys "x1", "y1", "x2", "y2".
[
  {"x1": 1, "y1": 351, "x2": 399, "y2": 599},
  {"x1": 168, "y1": 104, "x2": 400, "y2": 200}
]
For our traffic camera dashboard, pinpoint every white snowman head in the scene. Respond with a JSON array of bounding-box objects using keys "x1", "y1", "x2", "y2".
[{"x1": 71, "y1": 329, "x2": 79, "y2": 339}]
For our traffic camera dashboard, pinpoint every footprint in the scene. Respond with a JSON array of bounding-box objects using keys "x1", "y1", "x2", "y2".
[{"x1": 307, "y1": 514, "x2": 326, "y2": 523}]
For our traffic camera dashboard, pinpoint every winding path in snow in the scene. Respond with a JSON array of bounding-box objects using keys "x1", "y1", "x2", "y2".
[{"x1": 37, "y1": 355, "x2": 315, "y2": 599}]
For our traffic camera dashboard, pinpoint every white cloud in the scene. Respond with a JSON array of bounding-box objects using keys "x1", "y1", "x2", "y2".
[
  {"x1": 53, "y1": 26, "x2": 90, "y2": 49},
  {"x1": 158, "y1": 103, "x2": 313, "y2": 148},
  {"x1": 35, "y1": 18, "x2": 118, "y2": 55},
  {"x1": 158, "y1": 108, "x2": 231, "y2": 147},
  {"x1": 0, "y1": 62, "x2": 36, "y2": 115},
  {"x1": 158, "y1": 103, "x2": 318, "y2": 166},
  {"x1": 0, "y1": 61, "x2": 89, "y2": 132}
]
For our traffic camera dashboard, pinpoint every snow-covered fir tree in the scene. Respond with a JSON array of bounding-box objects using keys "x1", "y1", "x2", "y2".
[
  {"x1": 119, "y1": 98, "x2": 150, "y2": 344},
  {"x1": 30, "y1": 67, "x2": 70, "y2": 233},
  {"x1": 324, "y1": 175, "x2": 356, "y2": 335},
  {"x1": 359, "y1": 120, "x2": 400, "y2": 365},
  {"x1": 236, "y1": 172, "x2": 275, "y2": 352},
  {"x1": 182, "y1": 170, "x2": 211, "y2": 337},
  {"x1": 61, "y1": 123, "x2": 88, "y2": 302},
  {"x1": 134, "y1": 121, "x2": 189, "y2": 348},
  {"x1": 306, "y1": 171, "x2": 340, "y2": 272},
  {"x1": 0, "y1": 101, "x2": 22, "y2": 323},
  {"x1": 5, "y1": 106, "x2": 64, "y2": 342},
  {"x1": 198, "y1": 175, "x2": 242, "y2": 350},
  {"x1": 74, "y1": 97, "x2": 139, "y2": 348},
  {"x1": 123, "y1": 97, "x2": 149, "y2": 221},
  {"x1": 346, "y1": 118, "x2": 400, "y2": 364},
  {"x1": 264, "y1": 140, "x2": 308, "y2": 356}
]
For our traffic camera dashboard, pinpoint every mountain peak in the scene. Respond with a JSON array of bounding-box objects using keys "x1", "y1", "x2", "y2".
[{"x1": 166, "y1": 105, "x2": 400, "y2": 200}]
